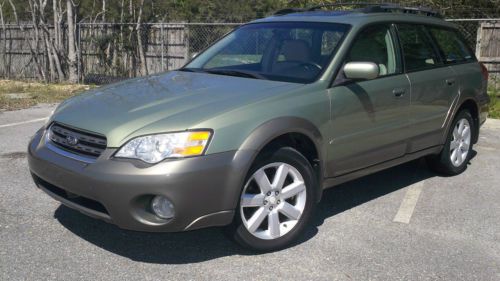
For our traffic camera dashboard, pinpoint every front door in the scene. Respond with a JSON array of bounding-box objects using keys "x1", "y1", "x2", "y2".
[{"x1": 326, "y1": 24, "x2": 411, "y2": 177}]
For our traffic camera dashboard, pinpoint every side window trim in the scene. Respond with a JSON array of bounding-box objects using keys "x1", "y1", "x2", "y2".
[{"x1": 390, "y1": 23, "x2": 405, "y2": 75}]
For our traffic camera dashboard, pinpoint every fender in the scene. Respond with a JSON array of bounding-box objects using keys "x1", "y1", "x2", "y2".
[{"x1": 232, "y1": 116, "x2": 326, "y2": 203}]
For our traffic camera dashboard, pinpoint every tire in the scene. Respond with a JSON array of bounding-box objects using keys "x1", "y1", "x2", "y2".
[
  {"x1": 226, "y1": 147, "x2": 317, "y2": 252},
  {"x1": 427, "y1": 110, "x2": 474, "y2": 176}
]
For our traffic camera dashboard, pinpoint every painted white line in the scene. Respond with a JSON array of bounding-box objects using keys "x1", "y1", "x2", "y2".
[
  {"x1": 0, "y1": 117, "x2": 48, "y2": 129},
  {"x1": 393, "y1": 181, "x2": 425, "y2": 224}
]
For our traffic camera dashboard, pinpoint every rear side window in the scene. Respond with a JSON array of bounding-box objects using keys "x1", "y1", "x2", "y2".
[
  {"x1": 397, "y1": 24, "x2": 441, "y2": 72},
  {"x1": 429, "y1": 27, "x2": 474, "y2": 64}
]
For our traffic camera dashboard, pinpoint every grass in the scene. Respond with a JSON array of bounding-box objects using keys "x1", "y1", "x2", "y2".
[
  {"x1": 0, "y1": 80, "x2": 94, "y2": 111},
  {"x1": 488, "y1": 85, "x2": 500, "y2": 119}
]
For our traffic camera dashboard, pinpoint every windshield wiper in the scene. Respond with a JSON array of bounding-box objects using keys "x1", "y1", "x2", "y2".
[
  {"x1": 179, "y1": 68, "x2": 268, "y2": 80},
  {"x1": 204, "y1": 69, "x2": 268, "y2": 80},
  {"x1": 178, "y1": 67, "x2": 201, "y2": 73}
]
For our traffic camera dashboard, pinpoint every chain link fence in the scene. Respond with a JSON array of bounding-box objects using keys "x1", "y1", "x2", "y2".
[
  {"x1": 0, "y1": 20, "x2": 498, "y2": 88},
  {"x1": 77, "y1": 23, "x2": 241, "y2": 84},
  {"x1": 450, "y1": 19, "x2": 500, "y2": 89}
]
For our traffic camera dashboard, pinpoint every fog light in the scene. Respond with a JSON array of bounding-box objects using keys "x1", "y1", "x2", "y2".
[{"x1": 151, "y1": 196, "x2": 175, "y2": 220}]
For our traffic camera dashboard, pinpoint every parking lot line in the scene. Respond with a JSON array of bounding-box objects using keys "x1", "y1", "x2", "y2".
[
  {"x1": 0, "y1": 117, "x2": 48, "y2": 129},
  {"x1": 393, "y1": 181, "x2": 425, "y2": 224}
]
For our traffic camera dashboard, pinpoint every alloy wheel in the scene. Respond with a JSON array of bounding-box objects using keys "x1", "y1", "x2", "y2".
[
  {"x1": 240, "y1": 162, "x2": 307, "y2": 240},
  {"x1": 450, "y1": 118, "x2": 471, "y2": 167}
]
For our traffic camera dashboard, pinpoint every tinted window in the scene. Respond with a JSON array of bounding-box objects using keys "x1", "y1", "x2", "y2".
[
  {"x1": 322, "y1": 30, "x2": 344, "y2": 56},
  {"x1": 186, "y1": 22, "x2": 349, "y2": 84},
  {"x1": 397, "y1": 24, "x2": 441, "y2": 72},
  {"x1": 347, "y1": 24, "x2": 399, "y2": 76},
  {"x1": 204, "y1": 29, "x2": 272, "y2": 69},
  {"x1": 429, "y1": 27, "x2": 474, "y2": 64}
]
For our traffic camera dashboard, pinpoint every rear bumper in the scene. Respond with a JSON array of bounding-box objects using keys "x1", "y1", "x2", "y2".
[{"x1": 28, "y1": 128, "x2": 253, "y2": 232}]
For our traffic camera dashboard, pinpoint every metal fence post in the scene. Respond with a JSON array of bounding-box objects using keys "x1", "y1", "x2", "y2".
[
  {"x1": 185, "y1": 23, "x2": 190, "y2": 64},
  {"x1": 160, "y1": 23, "x2": 165, "y2": 72},
  {"x1": 77, "y1": 22, "x2": 81, "y2": 83}
]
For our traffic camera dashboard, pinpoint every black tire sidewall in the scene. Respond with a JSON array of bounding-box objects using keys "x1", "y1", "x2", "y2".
[
  {"x1": 231, "y1": 147, "x2": 317, "y2": 252},
  {"x1": 437, "y1": 110, "x2": 474, "y2": 175}
]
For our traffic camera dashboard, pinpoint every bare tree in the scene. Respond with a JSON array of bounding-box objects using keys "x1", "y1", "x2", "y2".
[
  {"x1": 0, "y1": 1, "x2": 8, "y2": 78},
  {"x1": 136, "y1": 0, "x2": 148, "y2": 76},
  {"x1": 53, "y1": 0, "x2": 61, "y2": 51},
  {"x1": 27, "y1": 0, "x2": 47, "y2": 81},
  {"x1": 102, "y1": 0, "x2": 106, "y2": 22},
  {"x1": 67, "y1": 0, "x2": 78, "y2": 83}
]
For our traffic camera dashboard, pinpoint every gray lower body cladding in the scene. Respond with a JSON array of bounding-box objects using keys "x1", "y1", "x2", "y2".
[{"x1": 28, "y1": 129, "x2": 253, "y2": 232}]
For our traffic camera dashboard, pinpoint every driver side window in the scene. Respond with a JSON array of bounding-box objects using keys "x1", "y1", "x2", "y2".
[{"x1": 347, "y1": 25, "x2": 400, "y2": 77}]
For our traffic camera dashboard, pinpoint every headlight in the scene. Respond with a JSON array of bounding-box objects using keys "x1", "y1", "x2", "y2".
[{"x1": 115, "y1": 131, "x2": 212, "y2": 164}]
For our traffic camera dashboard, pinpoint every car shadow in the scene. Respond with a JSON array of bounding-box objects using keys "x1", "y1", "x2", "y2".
[{"x1": 53, "y1": 152, "x2": 477, "y2": 264}]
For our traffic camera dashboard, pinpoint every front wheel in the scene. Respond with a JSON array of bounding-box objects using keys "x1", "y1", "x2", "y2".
[
  {"x1": 227, "y1": 147, "x2": 317, "y2": 252},
  {"x1": 427, "y1": 110, "x2": 474, "y2": 175}
]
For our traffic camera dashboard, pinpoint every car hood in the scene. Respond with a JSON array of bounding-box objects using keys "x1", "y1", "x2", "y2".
[{"x1": 52, "y1": 71, "x2": 302, "y2": 147}]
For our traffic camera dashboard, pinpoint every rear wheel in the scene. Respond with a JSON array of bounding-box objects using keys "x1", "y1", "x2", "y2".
[
  {"x1": 427, "y1": 110, "x2": 474, "y2": 175},
  {"x1": 227, "y1": 147, "x2": 316, "y2": 251}
]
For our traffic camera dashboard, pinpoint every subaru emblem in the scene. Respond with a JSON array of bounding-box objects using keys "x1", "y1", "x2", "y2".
[{"x1": 66, "y1": 135, "x2": 79, "y2": 146}]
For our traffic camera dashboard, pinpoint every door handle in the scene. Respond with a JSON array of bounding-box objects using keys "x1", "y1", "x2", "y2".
[
  {"x1": 446, "y1": 79, "x2": 456, "y2": 86},
  {"x1": 393, "y1": 88, "x2": 406, "y2": 98}
]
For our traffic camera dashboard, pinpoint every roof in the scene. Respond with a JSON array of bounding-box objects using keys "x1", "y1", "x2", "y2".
[{"x1": 250, "y1": 10, "x2": 455, "y2": 29}]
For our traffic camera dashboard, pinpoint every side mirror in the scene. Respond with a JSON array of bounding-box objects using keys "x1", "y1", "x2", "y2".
[{"x1": 343, "y1": 62, "x2": 379, "y2": 81}]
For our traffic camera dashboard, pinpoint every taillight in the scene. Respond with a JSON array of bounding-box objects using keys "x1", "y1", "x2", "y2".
[{"x1": 480, "y1": 62, "x2": 489, "y2": 82}]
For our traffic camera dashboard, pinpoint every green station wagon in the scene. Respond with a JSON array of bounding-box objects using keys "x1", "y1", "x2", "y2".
[{"x1": 28, "y1": 4, "x2": 489, "y2": 251}]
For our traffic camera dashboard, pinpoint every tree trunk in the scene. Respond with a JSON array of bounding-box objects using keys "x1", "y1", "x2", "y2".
[
  {"x1": 53, "y1": 0, "x2": 59, "y2": 50},
  {"x1": 67, "y1": 0, "x2": 78, "y2": 83},
  {"x1": 102, "y1": 0, "x2": 106, "y2": 22},
  {"x1": 27, "y1": 0, "x2": 47, "y2": 81},
  {"x1": 0, "y1": 1, "x2": 7, "y2": 78},
  {"x1": 36, "y1": 0, "x2": 64, "y2": 81},
  {"x1": 43, "y1": 33, "x2": 56, "y2": 81},
  {"x1": 136, "y1": 0, "x2": 148, "y2": 76}
]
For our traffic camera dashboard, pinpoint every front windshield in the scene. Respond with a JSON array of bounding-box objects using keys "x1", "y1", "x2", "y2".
[{"x1": 184, "y1": 22, "x2": 349, "y2": 83}]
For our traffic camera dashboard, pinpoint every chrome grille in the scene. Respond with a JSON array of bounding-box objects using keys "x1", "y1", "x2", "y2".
[{"x1": 48, "y1": 123, "x2": 107, "y2": 158}]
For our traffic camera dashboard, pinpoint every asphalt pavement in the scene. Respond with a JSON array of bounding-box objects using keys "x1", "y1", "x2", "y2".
[{"x1": 1, "y1": 104, "x2": 499, "y2": 281}]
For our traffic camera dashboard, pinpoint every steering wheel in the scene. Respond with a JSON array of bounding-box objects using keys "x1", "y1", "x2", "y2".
[
  {"x1": 283, "y1": 60, "x2": 322, "y2": 72},
  {"x1": 299, "y1": 61, "x2": 322, "y2": 71}
]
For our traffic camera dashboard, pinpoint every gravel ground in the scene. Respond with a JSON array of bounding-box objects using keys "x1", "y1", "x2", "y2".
[{"x1": 1, "y1": 104, "x2": 499, "y2": 281}]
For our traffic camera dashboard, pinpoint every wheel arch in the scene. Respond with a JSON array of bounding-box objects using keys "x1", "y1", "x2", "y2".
[
  {"x1": 447, "y1": 98, "x2": 480, "y2": 144},
  {"x1": 235, "y1": 117, "x2": 326, "y2": 202}
]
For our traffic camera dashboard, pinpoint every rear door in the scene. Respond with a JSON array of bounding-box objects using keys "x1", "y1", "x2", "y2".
[
  {"x1": 428, "y1": 26, "x2": 484, "y2": 114},
  {"x1": 327, "y1": 24, "x2": 411, "y2": 177},
  {"x1": 397, "y1": 24, "x2": 460, "y2": 152}
]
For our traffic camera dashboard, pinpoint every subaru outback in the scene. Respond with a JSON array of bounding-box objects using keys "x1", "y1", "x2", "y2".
[{"x1": 28, "y1": 4, "x2": 490, "y2": 251}]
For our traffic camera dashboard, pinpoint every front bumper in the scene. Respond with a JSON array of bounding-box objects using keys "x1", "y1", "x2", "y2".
[{"x1": 28, "y1": 128, "x2": 253, "y2": 232}]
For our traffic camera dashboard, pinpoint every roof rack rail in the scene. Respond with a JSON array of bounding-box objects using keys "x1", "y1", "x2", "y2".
[
  {"x1": 274, "y1": 3, "x2": 442, "y2": 18},
  {"x1": 274, "y1": 8, "x2": 307, "y2": 16},
  {"x1": 308, "y1": 2, "x2": 380, "y2": 11},
  {"x1": 364, "y1": 4, "x2": 442, "y2": 18}
]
